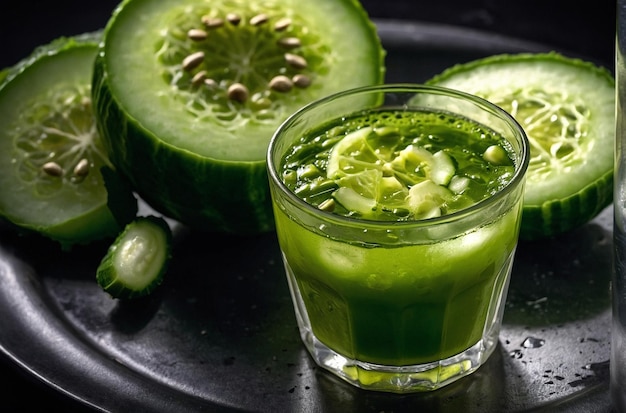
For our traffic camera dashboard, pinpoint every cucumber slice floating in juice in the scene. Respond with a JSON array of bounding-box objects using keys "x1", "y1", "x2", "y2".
[
  {"x1": 0, "y1": 32, "x2": 138, "y2": 249},
  {"x1": 323, "y1": 121, "x2": 506, "y2": 220},
  {"x1": 96, "y1": 216, "x2": 172, "y2": 299},
  {"x1": 93, "y1": 0, "x2": 386, "y2": 234},
  {"x1": 425, "y1": 52, "x2": 615, "y2": 240},
  {"x1": 327, "y1": 128, "x2": 453, "y2": 219}
]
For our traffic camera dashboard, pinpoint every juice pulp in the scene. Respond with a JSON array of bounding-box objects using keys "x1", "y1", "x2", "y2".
[{"x1": 275, "y1": 108, "x2": 523, "y2": 366}]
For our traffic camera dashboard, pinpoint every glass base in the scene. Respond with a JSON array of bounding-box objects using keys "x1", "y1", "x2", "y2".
[
  {"x1": 285, "y1": 262, "x2": 502, "y2": 393},
  {"x1": 299, "y1": 319, "x2": 497, "y2": 393}
]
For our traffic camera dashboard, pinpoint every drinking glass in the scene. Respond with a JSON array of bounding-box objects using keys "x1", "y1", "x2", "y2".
[
  {"x1": 613, "y1": 2, "x2": 626, "y2": 410},
  {"x1": 267, "y1": 84, "x2": 529, "y2": 393}
]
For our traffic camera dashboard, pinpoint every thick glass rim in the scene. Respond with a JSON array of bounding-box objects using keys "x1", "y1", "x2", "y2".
[{"x1": 266, "y1": 83, "x2": 530, "y2": 229}]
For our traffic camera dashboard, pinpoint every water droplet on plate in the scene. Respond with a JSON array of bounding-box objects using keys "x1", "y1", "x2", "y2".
[{"x1": 522, "y1": 336, "x2": 545, "y2": 348}]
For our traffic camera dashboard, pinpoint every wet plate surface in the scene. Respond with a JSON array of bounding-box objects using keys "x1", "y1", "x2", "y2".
[{"x1": 0, "y1": 20, "x2": 613, "y2": 412}]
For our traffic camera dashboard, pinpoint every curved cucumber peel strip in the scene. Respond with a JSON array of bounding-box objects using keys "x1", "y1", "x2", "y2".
[
  {"x1": 93, "y1": 0, "x2": 386, "y2": 234},
  {"x1": 425, "y1": 52, "x2": 614, "y2": 240},
  {"x1": 0, "y1": 32, "x2": 137, "y2": 249}
]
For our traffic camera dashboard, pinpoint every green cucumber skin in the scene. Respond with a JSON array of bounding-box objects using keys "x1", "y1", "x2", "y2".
[
  {"x1": 96, "y1": 215, "x2": 173, "y2": 299},
  {"x1": 93, "y1": 56, "x2": 273, "y2": 233},
  {"x1": 0, "y1": 206, "x2": 121, "y2": 251},
  {"x1": 1, "y1": 32, "x2": 101, "y2": 87},
  {"x1": 0, "y1": 32, "x2": 137, "y2": 250},
  {"x1": 425, "y1": 52, "x2": 615, "y2": 241},
  {"x1": 92, "y1": 0, "x2": 385, "y2": 235},
  {"x1": 521, "y1": 169, "x2": 612, "y2": 240}
]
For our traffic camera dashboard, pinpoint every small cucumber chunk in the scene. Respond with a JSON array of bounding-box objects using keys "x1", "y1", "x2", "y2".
[
  {"x1": 97, "y1": 216, "x2": 173, "y2": 299},
  {"x1": 426, "y1": 52, "x2": 615, "y2": 240},
  {"x1": 407, "y1": 180, "x2": 453, "y2": 219},
  {"x1": 333, "y1": 186, "x2": 377, "y2": 216},
  {"x1": 431, "y1": 150, "x2": 456, "y2": 186}
]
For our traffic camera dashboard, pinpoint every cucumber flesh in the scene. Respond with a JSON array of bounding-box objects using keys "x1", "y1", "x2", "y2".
[
  {"x1": 93, "y1": 0, "x2": 386, "y2": 234},
  {"x1": 425, "y1": 52, "x2": 615, "y2": 240},
  {"x1": 96, "y1": 216, "x2": 173, "y2": 299},
  {"x1": 0, "y1": 32, "x2": 138, "y2": 249}
]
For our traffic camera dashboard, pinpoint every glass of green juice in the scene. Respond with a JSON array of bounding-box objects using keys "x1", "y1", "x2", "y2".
[{"x1": 266, "y1": 84, "x2": 529, "y2": 393}]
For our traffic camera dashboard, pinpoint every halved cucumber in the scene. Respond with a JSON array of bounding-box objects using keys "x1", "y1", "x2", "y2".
[
  {"x1": 96, "y1": 215, "x2": 172, "y2": 299},
  {"x1": 93, "y1": 0, "x2": 386, "y2": 234},
  {"x1": 0, "y1": 32, "x2": 138, "y2": 249},
  {"x1": 425, "y1": 52, "x2": 614, "y2": 240}
]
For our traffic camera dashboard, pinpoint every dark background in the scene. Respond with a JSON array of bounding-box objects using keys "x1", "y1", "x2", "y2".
[
  {"x1": 0, "y1": 0, "x2": 616, "y2": 69},
  {"x1": 0, "y1": 0, "x2": 616, "y2": 411}
]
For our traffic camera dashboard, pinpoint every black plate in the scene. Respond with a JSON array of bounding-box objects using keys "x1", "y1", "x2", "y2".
[{"x1": 0, "y1": 20, "x2": 614, "y2": 412}]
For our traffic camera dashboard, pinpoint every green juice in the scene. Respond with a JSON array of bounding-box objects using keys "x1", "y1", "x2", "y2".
[
  {"x1": 275, "y1": 202, "x2": 519, "y2": 365},
  {"x1": 274, "y1": 108, "x2": 522, "y2": 366}
]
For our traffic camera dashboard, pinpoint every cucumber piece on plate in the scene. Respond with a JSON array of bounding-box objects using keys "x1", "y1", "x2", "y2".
[
  {"x1": 92, "y1": 0, "x2": 386, "y2": 234},
  {"x1": 96, "y1": 216, "x2": 172, "y2": 299},
  {"x1": 0, "y1": 32, "x2": 138, "y2": 249},
  {"x1": 425, "y1": 52, "x2": 614, "y2": 240}
]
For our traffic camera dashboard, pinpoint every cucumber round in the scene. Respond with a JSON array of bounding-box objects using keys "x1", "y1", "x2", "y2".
[
  {"x1": 93, "y1": 0, "x2": 386, "y2": 234},
  {"x1": 0, "y1": 32, "x2": 138, "y2": 249},
  {"x1": 96, "y1": 215, "x2": 172, "y2": 299},
  {"x1": 425, "y1": 52, "x2": 614, "y2": 240}
]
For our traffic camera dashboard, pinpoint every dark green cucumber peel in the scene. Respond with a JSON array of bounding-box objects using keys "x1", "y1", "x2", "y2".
[
  {"x1": 425, "y1": 52, "x2": 615, "y2": 240},
  {"x1": 96, "y1": 215, "x2": 173, "y2": 299},
  {"x1": 0, "y1": 32, "x2": 138, "y2": 250},
  {"x1": 521, "y1": 173, "x2": 612, "y2": 240},
  {"x1": 93, "y1": 0, "x2": 386, "y2": 234},
  {"x1": 0, "y1": 32, "x2": 99, "y2": 88},
  {"x1": 101, "y1": 165, "x2": 141, "y2": 228}
]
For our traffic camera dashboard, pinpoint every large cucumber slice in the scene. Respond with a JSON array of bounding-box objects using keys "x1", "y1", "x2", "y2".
[
  {"x1": 425, "y1": 52, "x2": 614, "y2": 240},
  {"x1": 93, "y1": 0, "x2": 386, "y2": 234},
  {"x1": 0, "y1": 32, "x2": 138, "y2": 249}
]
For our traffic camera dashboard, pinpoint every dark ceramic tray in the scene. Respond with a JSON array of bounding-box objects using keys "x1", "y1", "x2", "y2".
[{"x1": 0, "y1": 20, "x2": 613, "y2": 412}]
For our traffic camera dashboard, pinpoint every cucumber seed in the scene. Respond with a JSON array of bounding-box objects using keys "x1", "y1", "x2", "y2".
[
  {"x1": 226, "y1": 13, "x2": 241, "y2": 25},
  {"x1": 293, "y1": 74, "x2": 311, "y2": 88},
  {"x1": 73, "y1": 158, "x2": 90, "y2": 177},
  {"x1": 187, "y1": 29, "x2": 208, "y2": 41},
  {"x1": 274, "y1": 18, "x2": 292, "y2": 31},
  {"x1": 182, "y1": 51, "x2": 205, "y2": 71},
  {"x1": 285, "y1": 53, "x2": 307, "y2": 69},
  {"x1": 228, "y1": 83, "x2": 249, "y2": 102},
  {"x1": 42, "y1": 162, "x2": 63, "y2": 177},
  {"x1": 269, "y1": 75, "x2": 293, "y2": 92},
  {"x1": 204, "y1": 78, "x2": 218, "y2": 88},
  {"x1": 192, "y1": 70, "x2": 208, "y2": 86},
  {"x1": 278, "y1": 37, "x2": 301, "y2": 49},
  {"x1": 201, "y1": 16, "x2": 224, "y2": 28},
  {"x1": 250, "y1": 14, "x2": 269, "y2": 26}
]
